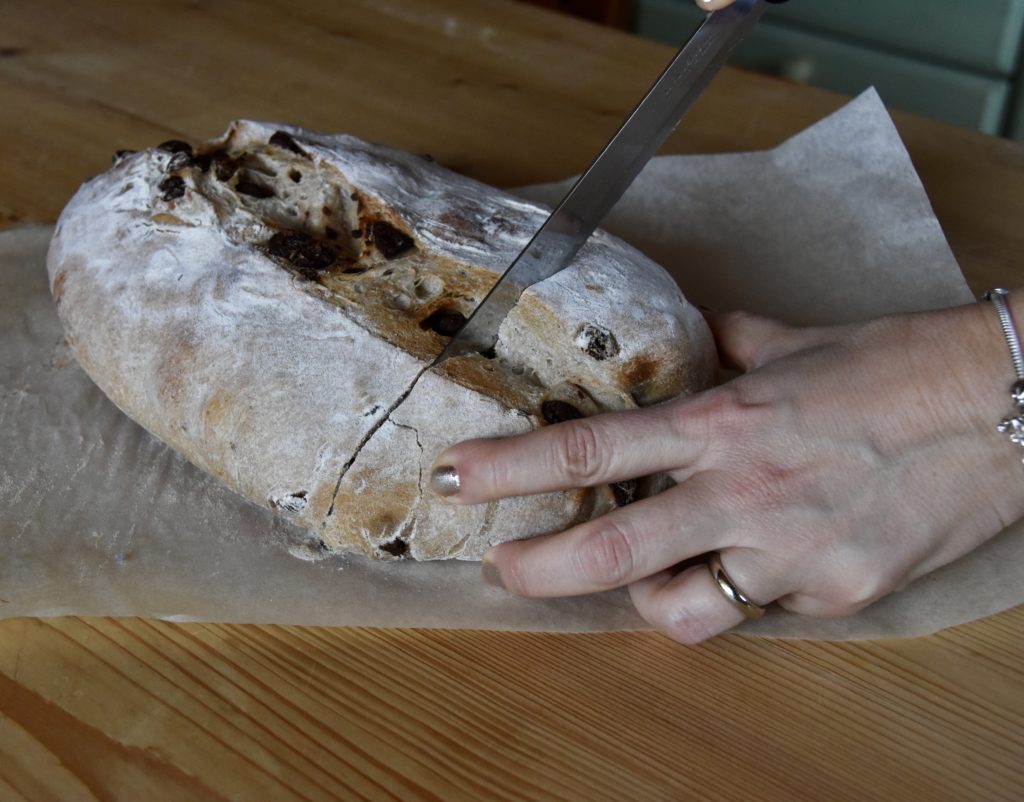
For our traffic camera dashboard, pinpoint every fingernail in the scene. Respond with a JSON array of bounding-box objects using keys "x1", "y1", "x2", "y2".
[
  {"x1": 481, "y1": 554, "x2": 505, "y2": 589},
  {"x1": 430, "y1": 465, "x2": 461, "y2": 497}
]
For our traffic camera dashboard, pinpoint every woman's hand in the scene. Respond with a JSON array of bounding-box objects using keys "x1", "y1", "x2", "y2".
[{"x1": 430, "y1": 302, "x2": 1024, "y2": 643}]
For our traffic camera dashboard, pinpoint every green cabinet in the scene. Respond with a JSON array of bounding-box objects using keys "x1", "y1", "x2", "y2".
[
  {"x1": 767, "y1": 0, "x2": 1024, "y2": 74},
  {"x1": 634, "y1": 0, "x2": 1024, "y2": 139}
]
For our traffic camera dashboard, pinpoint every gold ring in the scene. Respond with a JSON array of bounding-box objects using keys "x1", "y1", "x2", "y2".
[{"x1": 707, "y1": 552, "x2": 766, "y2": 620}]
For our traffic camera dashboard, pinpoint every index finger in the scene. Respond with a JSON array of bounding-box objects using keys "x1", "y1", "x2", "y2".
[{"x1": 429, "y1": 398, "x2": 710, "y2": 505}]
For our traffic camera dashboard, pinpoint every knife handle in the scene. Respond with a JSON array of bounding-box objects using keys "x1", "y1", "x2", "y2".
[{"x1": 695, "y1": 0, "x2": 787, "y2": 9}]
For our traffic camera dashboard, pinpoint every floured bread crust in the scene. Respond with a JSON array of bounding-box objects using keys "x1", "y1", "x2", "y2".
[{"x1": 47, "y1": 122, "x2": 715, "y2": 560}]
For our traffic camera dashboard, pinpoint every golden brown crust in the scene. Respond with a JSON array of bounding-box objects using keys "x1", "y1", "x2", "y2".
[{"x1": 47, "y1": 121, "x2": 716, "y2": 560}]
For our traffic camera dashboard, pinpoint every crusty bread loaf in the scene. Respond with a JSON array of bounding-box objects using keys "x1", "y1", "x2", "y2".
[{"x1": 46, "y1": 122, "x2": 715, "y2": 560}]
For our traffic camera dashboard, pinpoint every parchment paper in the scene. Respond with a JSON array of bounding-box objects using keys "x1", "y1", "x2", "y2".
[{"x1": 2, "y1": 89, "x2": 1022, "y2": 638}]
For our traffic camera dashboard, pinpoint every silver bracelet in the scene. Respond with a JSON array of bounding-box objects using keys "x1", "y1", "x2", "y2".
[{"x1": 984, "y1": 289, "x2": 1024, "y2": 461}]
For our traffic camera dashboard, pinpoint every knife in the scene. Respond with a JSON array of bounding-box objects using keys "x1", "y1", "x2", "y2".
[{"x1": 432, "y1": 0, "x2": 773, "y2": 366}]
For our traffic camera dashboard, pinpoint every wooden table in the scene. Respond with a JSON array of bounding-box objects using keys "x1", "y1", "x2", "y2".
[{"x1": 2, "y1": 1, "x2": 1023, "y2": 799}]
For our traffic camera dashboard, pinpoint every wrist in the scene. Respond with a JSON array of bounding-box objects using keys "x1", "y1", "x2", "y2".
[
  {"x1": 971, "y1": 289, "x2": 1024, "y2": 423},
  {"x1": 938, "y1": 291, "x2": 1024, "y2": 525},
  {"x1": 886, "y1": 300, "x2": 1007, "y2": 431}
]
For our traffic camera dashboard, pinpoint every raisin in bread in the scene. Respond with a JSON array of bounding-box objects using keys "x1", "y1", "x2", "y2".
[{"x1": 47, "y1": 122, "x2": 715, "y2": 560}]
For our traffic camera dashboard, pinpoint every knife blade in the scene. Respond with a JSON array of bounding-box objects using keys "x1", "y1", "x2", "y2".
[{"x1": 431, "y1": 0, "x2": 769, "y2": 366}]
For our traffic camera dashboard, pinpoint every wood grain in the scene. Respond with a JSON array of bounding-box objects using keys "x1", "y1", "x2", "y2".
[
  {"x1": 1, "y1": 0, "x2": 1023, "y2": 799},
  {"x1": 1, "y1": 616, "x2": 1023, "y2": 801},
  {"x1": 3, "y1": 0, "x2": 1022, "y2": 292}
]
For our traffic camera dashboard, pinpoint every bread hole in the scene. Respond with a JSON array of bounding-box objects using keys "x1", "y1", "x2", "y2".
[
  {"x1": 419, "y1": 308, "x2": 467, "y2": 337},
  {"x1": 269, "y1": 130, "x2": 310, "y2": 158},
  {"x1": 271, "y1": 490, "x2": 309, "y2": 513},
  {"x1": 367, "y1": 220, "x2": 415, "y2": 259},
  {"x1": 289, "y1": 169, "x2": 302, "y2": 182},
  {"x1": 112, "y1": 149, "x2": 136, "y2": 164},
  {"x1": 235, "y1": 173, "x2": 275, "y2": 199},
  {"x1": 575, "y1": 323, "x2": 619, "y2": 361},
  {"x1": 379, "y1": 537, "x2": 408, "y2": 557},
  {"x1": 210, "y1": 150, "x2": 239, "y2": 181},
  {"x1": 342, "y1": 265, "x2": 369, "y2": 275},
  {"x1": 540, "y1": 400, "x2": 583, "y2": 424}
]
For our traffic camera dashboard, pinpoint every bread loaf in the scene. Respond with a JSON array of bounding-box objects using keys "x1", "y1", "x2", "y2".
[{"x1": 47, "y1": 122, "x2": 715, "y2": 560}]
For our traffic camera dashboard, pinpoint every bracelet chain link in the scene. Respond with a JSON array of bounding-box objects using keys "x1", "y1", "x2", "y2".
[{"x1": 984, "y1": 289, "x2": 1024, "y2": 461}]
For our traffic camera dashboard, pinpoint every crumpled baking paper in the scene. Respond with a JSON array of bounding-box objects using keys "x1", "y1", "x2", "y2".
[{"x1": 2, "y1": 89, "x2": 1022, "y2": 638}]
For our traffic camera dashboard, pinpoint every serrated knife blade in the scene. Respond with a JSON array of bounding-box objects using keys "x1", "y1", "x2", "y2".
[{"x1": 432, "y1": 0, "x2": 769, "y2": 366}]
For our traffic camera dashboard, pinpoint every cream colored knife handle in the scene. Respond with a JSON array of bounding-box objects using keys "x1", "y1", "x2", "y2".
[{"x1": 695, "y1": 0, "x2": 788, "y2": 12}]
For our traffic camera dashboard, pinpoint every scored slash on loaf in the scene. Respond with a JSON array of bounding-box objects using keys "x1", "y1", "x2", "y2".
[{"x1": 46, "y1": 122, "x2": 715, "y2": 560}]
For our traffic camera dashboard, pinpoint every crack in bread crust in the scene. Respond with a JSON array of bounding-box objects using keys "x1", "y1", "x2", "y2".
[
  {"x1": 324, "y1": 361, "x2": 432, "y2": 521},
  {"x1": 48, "y1": 120, "x2": 717, "y2": 561}
]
